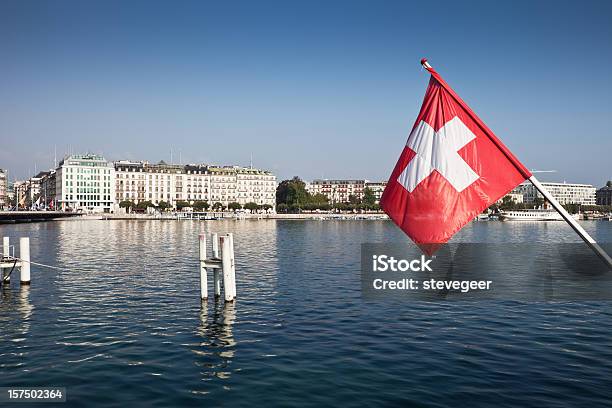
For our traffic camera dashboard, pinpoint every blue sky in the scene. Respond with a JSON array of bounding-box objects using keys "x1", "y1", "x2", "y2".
[{"x1": 1, "y1": 0, "x2": 611, "y2": 185}]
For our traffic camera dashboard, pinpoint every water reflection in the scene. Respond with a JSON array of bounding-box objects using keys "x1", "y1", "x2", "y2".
[
  {"x1": 0, "y1": 285, "x2": 34, "y2": 326},
  {"x1": 18, "y1": 286, "x2": 33, "y2": 321},
  {"x1": 0, "y1": 286, "x2": 33, "y2": 369},
  {"x1": 193, "y1": 301, "x2": 237, "y2": 383},
  {"x1": 0, "y1": 219, "x2": 610, "y2": 406}
]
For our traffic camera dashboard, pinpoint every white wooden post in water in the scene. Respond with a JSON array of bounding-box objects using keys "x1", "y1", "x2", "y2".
[
  {"x1": 19, "y1": 237, "x2": 30, "y2": 285},
  {"x1": 228, "y1": 233, "x2": 236, "y2": 300},
  {"x1": 220, "y1": 235, "x2": 234, "y2": 302},
  {"x1": 199, "y1": 233, "x2": 236, "y2": 302},
  {"x1": 1, "y1": 236, "x2": 30, "y2": 287},
  {"x1": 199, "y1": 234, "x2": 208, "y2": 300},
  {"x1": 2, "y1": 237, "x2": 10, "y2": 284},
  {"x1": 212, "y1": 233, "x2": 221, "y2": 298}
]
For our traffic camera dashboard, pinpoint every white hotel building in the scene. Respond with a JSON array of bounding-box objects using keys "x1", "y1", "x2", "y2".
[
  {"x1": 306, "y1": 179, "x2": 366, "y2": 204},
  {"x1": 306, "y1": 179, "x2": 387, "y2": 204},
  {"x1": 512, "y1": 181, "x2": 596, "y2": 206},
  {"x1": 364, "y1": 181, "x2": 387, "y2": 204},
  {"x1": 55, "y1": 154, "x2": 115, "y2": 213},
  {"x1": 114, "y1": 161, "x2": 276, "y2": 209}
]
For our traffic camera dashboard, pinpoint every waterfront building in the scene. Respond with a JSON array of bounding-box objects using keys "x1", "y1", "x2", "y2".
[
  {"x1": 0, "y1": 169, "x2": 7, "y2": 210},
  {"x1": 13, "y1": 153, "x2": 276, "y2": 212},
  {"x1": 225, "y1": 166, "x2": 276, "y2": 207},
  {"x1": 6, "y1": 183, "x2": 14, "y2": 208},
  {"x1": 113, "y1": 160, "x2": 148, "y2": 203},
  {"x1": 364, "y1": 181, "x2": 387, "y2": 204},
  {"x1": 114, "y1": 161, "x2": 276, "y2": 209},
  {"x1": 307, "y1": 179, "x2": 388, "y2": 204},
  {"x1": 497, "y1": 193, "x2": 524, "y2": 205},
  {"x1": 13, "y1": 180, "x2": 27, "y2": 209},
  {"x1": 182, "y1": 164, "x2": 209, "y2": 203},
  {"x1": 512, "y1": 181, "x2": 596, "y2": 206},
  {"x1": 596, "y1": 182, "x2": 612, "y2": 206},
  {"x1": 11, "y1": 175, "x2": 43, "y2": 209},
  {"x1": 55, "y1": 154, "x2": 116, "y2": 213},
  {"x1": 115, "y1": 161, "x2": 211, "y2": 207},
  {"x1": 40, "y1": 170, "x2": 57, "y2": 209},
  {"x1": 204, "y1": 165, "x2": 229, "y2": 204},
  {"x1": 25, "y1": 172, "x2": 45, "y2": 208},
  {"x1": 307, "y1": 179, "x2": 366, "y2": 204}
]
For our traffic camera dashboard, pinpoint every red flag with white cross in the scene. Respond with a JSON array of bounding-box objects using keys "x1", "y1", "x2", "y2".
[{"x1": 380, "y1": 59, "x2": 532, "y2": 251}]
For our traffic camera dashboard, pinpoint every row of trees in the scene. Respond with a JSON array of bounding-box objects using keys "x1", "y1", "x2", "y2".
[
  {"x1": 493, "y1": 196, "x2": 545, "y2": 211},
  {"x1": 275, "y1": 177, "x2": 381, "y2": 212},
  {"x1": 563, "y1": 203, "x2": 612, "y2": 214},
  {"x1": 493, "y1": 195, "x2": 612, "y2": 214},
  {"x1": 118, "y1": 200, "x2": 273, "y2": 212}
]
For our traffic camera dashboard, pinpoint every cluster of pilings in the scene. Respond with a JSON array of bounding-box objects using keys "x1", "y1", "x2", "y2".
[
  {"x1": 199, "y1": 233, "x2": 236, "y2": 302},
  {"x1": 1, "y1": 237, "x2": 30, "y2": 286}
]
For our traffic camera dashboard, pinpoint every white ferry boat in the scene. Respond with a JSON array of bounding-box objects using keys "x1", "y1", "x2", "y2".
[{"x1": 499, "y1": 209, "x2": 578, "y2": 221}]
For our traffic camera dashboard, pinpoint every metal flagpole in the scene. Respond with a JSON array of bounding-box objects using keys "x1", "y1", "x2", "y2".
[{"x1": 529, "y1": 175, "x2": 612, "y2": 269}]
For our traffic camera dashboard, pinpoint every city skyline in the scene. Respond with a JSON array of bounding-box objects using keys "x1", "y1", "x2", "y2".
[
  {"x1": 2, "y1": 149, "x2": 610, "y2": 188},
  {"x1": 1, "y1": 1, "x2": 612, "y2": 185}
]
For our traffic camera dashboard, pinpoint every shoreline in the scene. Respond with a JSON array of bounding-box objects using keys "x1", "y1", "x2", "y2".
[{"x1": 99, "y1": 212, "x2": 390, "y2": 221}]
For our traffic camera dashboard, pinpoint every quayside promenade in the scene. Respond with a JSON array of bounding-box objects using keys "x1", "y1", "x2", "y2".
[
  {"x1": 100, "y1": 212, "x2": 389, "y2": 221},
  {"x1": 0, "y1": 211, "x2": 82, "y2": 223}
]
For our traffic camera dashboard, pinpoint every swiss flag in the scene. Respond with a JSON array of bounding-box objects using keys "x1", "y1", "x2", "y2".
[{"x1": 380, "y1": 59, "x2": 531, "y2": 250}]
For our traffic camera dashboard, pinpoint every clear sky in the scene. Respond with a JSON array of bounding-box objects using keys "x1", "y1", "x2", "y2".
[{"x1": 1, "y1": 0, "x2": 611, "y2": 185}]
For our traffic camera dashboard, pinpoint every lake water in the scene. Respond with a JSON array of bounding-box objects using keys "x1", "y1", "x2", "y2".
[{"x1": 1, "y1": 219, "x2": 611, "y2": 407}]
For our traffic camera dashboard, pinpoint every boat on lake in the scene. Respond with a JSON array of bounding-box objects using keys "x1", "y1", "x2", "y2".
[{"x1": 499, "y1": 209, "x2": 579, "y2": 221}]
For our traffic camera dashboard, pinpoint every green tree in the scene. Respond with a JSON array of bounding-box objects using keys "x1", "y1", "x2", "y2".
[
  {"x1": 310, "y1": 193, "x2": 329, "y2": 210},
  {"x1": 136, "y1": 200, "x2": 154, "y2": 210},
  {"x1": 212, "y1": 202, "x2": 224, "y2": 211},
  {"x1": 193, "y1": 200, "x2": 209, "y2": 211},
  {"x1": 348, "y1": 194, "x2": 360, "y2": 205},
  {"x1": 276, "y1": 177, "x2": 310, "y2": 209},
  {"x1": 335, "y1": 202, "x2": 349, "y2": 212},
  {"x1": 499, "y1": 195, "x2": 516, "y2": 211},
  {"x1": 119, "y1": 200, "x2": 135, "y2": 209},
  {"x1": 228, "y1": 202, "x2": 242, "y2": 211},
  {"x1": 533, "y1": 196, "x2": 544, "y2": 209},
  {"x1": 362, "y1": 187, "x2": 376, "y2": 208},
  {"x1": 563, "y1": 203, "x2": 580, "y2": 214},
  {"x1": 158, "y1": 201, "x2": 171, "y2": 211},
  {"x1": 175, "y1": 200, "x2": 190, "y2": 210},
  {"x1": 261, "y1": 204, "x2": 273, "y2": 211},
  {"x1": 244, "y1": 202, "x2": 260, "y2": 212}
]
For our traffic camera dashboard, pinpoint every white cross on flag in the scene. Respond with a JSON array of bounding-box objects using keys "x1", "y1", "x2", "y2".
[
  {"x1": 399, "y1": 117, "x2": 479, "y2": 193},
  {"x1": 380, "y1": 59, "x2": 532, "y2": 253}
]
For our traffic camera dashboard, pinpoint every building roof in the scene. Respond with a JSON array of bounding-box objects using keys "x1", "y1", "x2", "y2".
[
  {"x1": 518, "y1": 181, "x2": 595, "y2": 188},
  {"x1": 311, "y1": 179, "x2": 366, "y2": 184},
  {"x1": 59, "y1": 154, "x2": 111, "y2": 167}
]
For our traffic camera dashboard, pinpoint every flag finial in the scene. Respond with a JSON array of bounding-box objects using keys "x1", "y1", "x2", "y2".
[{"x1": 420, "y1": 58, "x2": 433, "y2": 70}]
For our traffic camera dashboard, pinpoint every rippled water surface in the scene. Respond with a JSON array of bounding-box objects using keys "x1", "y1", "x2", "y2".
[{"x1": 1, "y1": 219, "x2": 612, "y2": 407}]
